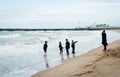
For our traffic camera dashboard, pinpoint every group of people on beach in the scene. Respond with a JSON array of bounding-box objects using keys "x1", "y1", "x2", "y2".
[
  {"x1": 59, "y1": 39, "x2": 78, "y2": 55},
  {"x1": 43, "y1": 30, "x2": 108, "y2": 56},
  {"x1": 43, "y1": 39, "x2": 77, "y2": 56}
]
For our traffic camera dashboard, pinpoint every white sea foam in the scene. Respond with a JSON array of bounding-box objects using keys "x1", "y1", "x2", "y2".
[{"x1": 0, "y1": 34, "x2": 21, "y2": 38}]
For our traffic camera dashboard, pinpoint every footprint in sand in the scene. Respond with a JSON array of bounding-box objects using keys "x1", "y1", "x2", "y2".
[
  {"x1": 83, "y1": 64, "x2": 93, "y2": 69},
  {"x1": 72, "y1": 71, "x2": 93, "y2": 77}
]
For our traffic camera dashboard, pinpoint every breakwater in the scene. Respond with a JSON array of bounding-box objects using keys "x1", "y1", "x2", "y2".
[{"x1": 0, "y1": 27, "x2": 120, "y2": 31}]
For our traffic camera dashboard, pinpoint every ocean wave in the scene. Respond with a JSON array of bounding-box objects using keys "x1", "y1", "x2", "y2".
[
  {"x1": 0, "y1": 34, "x2": 21, "y2": 38},
  {"x1": 0, "y1": 64, "x2": 10, "y2": 76}
]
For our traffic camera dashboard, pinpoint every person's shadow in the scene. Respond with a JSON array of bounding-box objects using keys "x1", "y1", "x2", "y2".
[{"x1": 43, "y1": 55, "x2": 49, "y2": 68}]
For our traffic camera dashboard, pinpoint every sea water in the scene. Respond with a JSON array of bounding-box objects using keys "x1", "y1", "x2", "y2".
[{"x1": 0, "y1": 30, "x2": 120, "y2": 77}]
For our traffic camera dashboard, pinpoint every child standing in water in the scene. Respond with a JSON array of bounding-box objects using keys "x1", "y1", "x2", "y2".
[
  {"x1": 43, "y1": 41, "x2": 48, "y2": 56},
  {"x1": 59, "y1": 41, "x2": 63, "y2": 55},
  {"x1": 65, "y1": 39, "x2": 70, "y2": 55},
  {"x1": 71, "y1": 40, "x2": 77, "y2": 54}
]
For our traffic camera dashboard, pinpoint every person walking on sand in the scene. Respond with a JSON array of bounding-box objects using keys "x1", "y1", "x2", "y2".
[
  {"x1": 65, "y1": 39, "x2": 70, "y2": 55},
  {"x1": 59, "y1": 41, "x2": 63, "y2": 55},
  {"x1": 71, "y1": 40, "x2": 77, "y2": 54},
  {"x1": 102, "y1": 30, "x2": 108, "y2": 51},
  {"x1": 43, "y1": 41, "x2": 48, "y2": 56}
]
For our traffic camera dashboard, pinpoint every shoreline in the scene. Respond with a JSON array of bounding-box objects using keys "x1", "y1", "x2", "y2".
[{"x1": 31, "y1": 39, "x2": 120, "y2": 77}]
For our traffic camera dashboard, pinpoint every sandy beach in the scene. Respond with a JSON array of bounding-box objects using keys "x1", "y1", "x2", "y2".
[{"x1": 31, "y1": 39, "x2": 120, "y2": 77}]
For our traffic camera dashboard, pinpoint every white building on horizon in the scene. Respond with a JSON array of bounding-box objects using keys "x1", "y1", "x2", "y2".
[{"x1": 96, "y1": 24, "x2": 109, "y2": 28}]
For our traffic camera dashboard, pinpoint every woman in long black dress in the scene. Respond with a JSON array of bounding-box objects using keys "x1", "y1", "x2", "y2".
[{"x1": 102, "y1": 30, "x2": 108, "y2": 51}]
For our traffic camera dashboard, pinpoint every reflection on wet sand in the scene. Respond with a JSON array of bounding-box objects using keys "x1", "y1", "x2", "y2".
[
  {"x1": 72, "y1": 53, "x2": 76, "y2": 58},
  {"x1": 60, "y1": 54, "x2": 76, "y2": 62},
  {"x1": 43, "y1": 55, "x2": 49, "y2": 68},
  {"x1": 43, "y1": 54, "x2": 76, "y2": 69},
  {"x1": 67, "y1": 55, "x2": 70, "y2": 59},
  {"x1": 60, "y1": 54, "x2": 64, "y2": 61}
]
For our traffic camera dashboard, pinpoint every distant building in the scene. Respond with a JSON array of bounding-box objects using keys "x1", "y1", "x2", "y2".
[{"x1": 96, "y1": 24, "x2": 109, "y2": 28}]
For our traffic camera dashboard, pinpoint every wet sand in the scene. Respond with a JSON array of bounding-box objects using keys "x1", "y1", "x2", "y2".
[
  {"x1": 116, "y1": 30, "x2": 120, "y2": 33},
  {"x1": 31, "y1": 39, "x2": 120, "y2": 77}
]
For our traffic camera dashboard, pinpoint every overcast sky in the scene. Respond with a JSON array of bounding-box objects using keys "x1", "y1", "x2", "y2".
[{"x1": 0, "y1": 0, "x2": 120, "y2": 28}]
